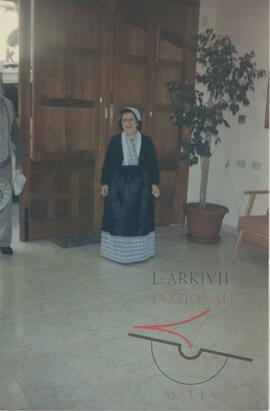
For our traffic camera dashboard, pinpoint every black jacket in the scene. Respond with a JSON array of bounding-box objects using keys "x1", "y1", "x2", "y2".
[{"x1": 101, "y1": 133, "x2": 159, "y2": 185}]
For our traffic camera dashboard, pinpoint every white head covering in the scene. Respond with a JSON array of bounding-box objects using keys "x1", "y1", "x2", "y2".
[{"x1": 123, "y1": 106, "x2": 141, "y2": 122}]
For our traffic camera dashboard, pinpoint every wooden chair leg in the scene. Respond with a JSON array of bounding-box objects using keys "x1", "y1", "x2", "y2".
[{"x1": 232, "y1": 230, "x2": 243, "y2": 259}]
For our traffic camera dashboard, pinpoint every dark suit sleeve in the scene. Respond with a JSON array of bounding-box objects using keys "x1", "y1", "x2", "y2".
[
  {"x1": 147, "y1": 138, "x2": 160, "y2": 185},
  {"x1": 100, "y1": 138, "x2": 115, "y2": 185}
]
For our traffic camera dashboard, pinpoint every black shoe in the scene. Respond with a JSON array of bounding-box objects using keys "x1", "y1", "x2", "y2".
[{"x1": 0, "y1": 247, "x2": 13, "y2": 255}]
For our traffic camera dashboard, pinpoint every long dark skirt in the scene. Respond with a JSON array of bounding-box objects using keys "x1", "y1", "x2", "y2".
[{"x1": 101, "y1": 166, "x2": 155, "y2": 263}]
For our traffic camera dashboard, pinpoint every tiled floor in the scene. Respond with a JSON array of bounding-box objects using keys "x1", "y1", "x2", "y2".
[{"x1": 0, "y1": 206, "x2": 268, "y2": 410}]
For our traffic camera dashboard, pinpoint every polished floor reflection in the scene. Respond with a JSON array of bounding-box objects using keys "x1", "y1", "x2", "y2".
[{"x1": 0, "y1": 206, "x2": 268, "y2": 410}]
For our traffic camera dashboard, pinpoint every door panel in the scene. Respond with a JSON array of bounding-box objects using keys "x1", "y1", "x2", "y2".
[
  {"x1": 155, "y1": 64, "x2": 184, "y2": 105},
  {"x1": 109, "y1": 0, "x2": 199, "y2": 226},
  {"x1": 153, "y1": 111, "x2": 178, "y2": 153},
  {"x1": 23, "y1": 0, "x2": 105, "y2": 240},
  {"x1": 27, "y1": 160, "x2": 95, "y2": 240},
  {"x1": 109, "y1": 0, "x2": 155, "y2": 138},
  {"x1": 19, "y1": 0, "x2": 199, "y2": 240},
  {"x1": 33, "y1": 0, "x2": 102, "y2": 160},
  {"x1": 150, "y1": 1, "x2": 199, "y2": 225}
]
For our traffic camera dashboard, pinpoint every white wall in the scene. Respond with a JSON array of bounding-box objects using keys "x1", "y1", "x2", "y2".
[
  {"x1": 0, "y1": 5, "x2": 18, "y2": 63},
  {"x1": 187, "y1": 0, "x2": 269, "y2": 227}
]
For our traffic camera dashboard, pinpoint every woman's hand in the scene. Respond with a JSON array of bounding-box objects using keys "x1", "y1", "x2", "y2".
[
  {"x1": 152, "y1": 184, "x2": 160, "y2": 198},
  {"x1": 100, "y1": 185, "x2": 109, "y2": 197}
]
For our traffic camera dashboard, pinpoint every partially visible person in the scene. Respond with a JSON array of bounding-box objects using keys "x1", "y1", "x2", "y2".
[
  {"x1": 100, "y1": 106, "x2": 160, "y2": 264},
  {"x1": 0, "y1": 95, "x2": 24, "y2": 255}
]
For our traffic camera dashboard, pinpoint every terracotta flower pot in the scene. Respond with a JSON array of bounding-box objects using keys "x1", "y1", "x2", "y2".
[{"x1": 184, "y1": 203, "x2": 229, "y2": 243}]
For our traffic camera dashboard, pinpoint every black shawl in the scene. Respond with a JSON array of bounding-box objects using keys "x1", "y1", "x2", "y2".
[{"x1": 100, "y1": 133, "x2": 159, "y2": 185}]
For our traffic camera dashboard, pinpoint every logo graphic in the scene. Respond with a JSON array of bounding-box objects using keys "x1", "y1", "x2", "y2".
[{"x1": 129, "y1": 309, "x2": 252, "y2": 385}]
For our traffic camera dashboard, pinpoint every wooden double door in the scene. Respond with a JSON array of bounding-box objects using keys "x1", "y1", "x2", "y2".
[{"x1": 19, "y1": 0, "x2": 199, "y2": 240}]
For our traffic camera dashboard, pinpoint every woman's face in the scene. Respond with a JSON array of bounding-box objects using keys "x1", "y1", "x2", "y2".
[{"x1": 121, "y1": 112, "x2": 138, "y2": 136}]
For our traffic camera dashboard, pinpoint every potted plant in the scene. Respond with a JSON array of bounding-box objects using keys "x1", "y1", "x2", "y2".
[{"x1": 167, "y1": 28, "x2": 266, "y2": 243}]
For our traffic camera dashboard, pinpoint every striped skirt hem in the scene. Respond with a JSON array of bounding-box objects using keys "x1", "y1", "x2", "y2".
[{"x1": 100, "y1": 231, "x2": 155, "y2": 264}]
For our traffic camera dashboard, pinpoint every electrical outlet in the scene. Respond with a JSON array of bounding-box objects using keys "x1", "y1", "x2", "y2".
[
  {"x1": 251, "y1": 161, "x2": 261, "y2": 170},
  {"x1": 237, "y1": 159, "x2": 246, "y2": 167}
]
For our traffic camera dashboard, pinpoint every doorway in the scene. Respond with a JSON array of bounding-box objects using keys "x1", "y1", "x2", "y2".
[{"x1": 19, "y1": 0, "x2": 199, "y2": 241}]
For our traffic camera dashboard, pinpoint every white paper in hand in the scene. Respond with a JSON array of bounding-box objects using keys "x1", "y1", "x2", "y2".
[{"x1": 13, "y1": 170, "x2": 26, "y2": 196}]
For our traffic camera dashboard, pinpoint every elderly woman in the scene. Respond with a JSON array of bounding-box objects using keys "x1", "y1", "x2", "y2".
[{"x1": 100, "y1": 106, "x2": 160, "y2": 264}]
